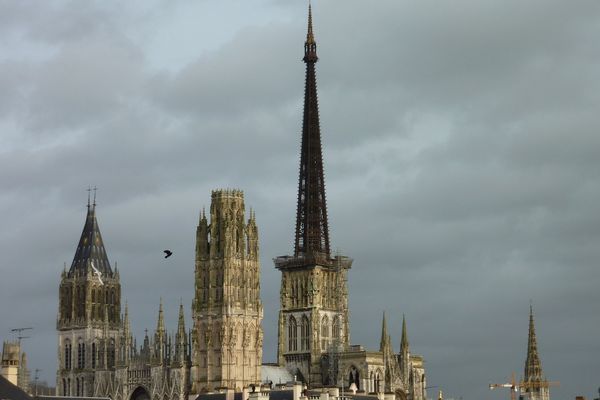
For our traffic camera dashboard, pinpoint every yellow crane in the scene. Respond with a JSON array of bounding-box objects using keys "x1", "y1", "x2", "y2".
[{"x1": 489, "y1": 372, "x2": 559, "y2": 400}]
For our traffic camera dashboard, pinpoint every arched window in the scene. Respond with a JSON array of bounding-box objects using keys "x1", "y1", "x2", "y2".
[
  {"x1": 62, "y1": 378, "x2": 67, "y2": 396},
  {"x1": 77, "y1": 340, "x2": 85, "y2": 369},
  {"x1": 107, "y1": 339, "x2": 115, "y2": 368},
  {"x1": 91, "y1": 342, "x2": 97, "y2": 369},
  {"x1": 375, "y1": 371, "x2": 382, "y2": 393},
  {"x1": 332, "y1": 316, "x2": 341, "y2": 340},
  {"x1": 64, "y1": 340, "x2": 72, "y2": 370},
  {"x1": 301, "y1": 315, "x2": 310, "y2": 351},
  {"x1": 321, "y1": 316, "x2": 329, "y2": 349},
  {"x1": 349, "y1": 366, "x2": 360, "y2": 390},
  {"x1": 288, "y1": 316, "x2": 297, "y2": 351}
]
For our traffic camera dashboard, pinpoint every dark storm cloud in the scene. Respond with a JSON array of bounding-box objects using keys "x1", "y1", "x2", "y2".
[{"x1": 1, "y1": 1, "x2": 599, "y2": 399}]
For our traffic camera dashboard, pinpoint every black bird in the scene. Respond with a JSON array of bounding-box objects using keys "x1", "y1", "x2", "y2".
[{"x1": 163, "y1": 250, "x2": 173, "y2": 258}]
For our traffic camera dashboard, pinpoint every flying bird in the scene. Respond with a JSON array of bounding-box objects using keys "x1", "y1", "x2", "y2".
[
  {"x1": 90, "y1": 261, "x2": 104, "y2": 285},
  {"x1": 164, "y1": 250, "x2": 173, "y2": 259}
]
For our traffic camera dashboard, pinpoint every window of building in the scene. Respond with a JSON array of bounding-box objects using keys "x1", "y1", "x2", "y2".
[
  {"x1": 288, "y1": 316, "x2": 297, "y2": 351},
  {"x1": 301, "y1": 315, "x2": 310, "y2": 351},
  {"x1": 91, "y1": 342, "x2": 96, "y2": 369},
  {"x1": 321, "y1": 315, "x2": 329, "y2": 349}
]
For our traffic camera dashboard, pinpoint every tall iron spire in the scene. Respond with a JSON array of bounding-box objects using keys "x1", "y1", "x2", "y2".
[
  {"x1": 294, "y1": 2, "x2": 330, "y2": 258},
  {"x1": 524, "y1": 305, "x2": 543, "y2": 380}
]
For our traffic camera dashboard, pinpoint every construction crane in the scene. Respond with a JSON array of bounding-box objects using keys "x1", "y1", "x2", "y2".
[
  {"x1": 490, "y1": 372, "x2": 559, "y2": 400},
  {"x1": 490, "y1": 373, "x2": 519, "y2": 400}
]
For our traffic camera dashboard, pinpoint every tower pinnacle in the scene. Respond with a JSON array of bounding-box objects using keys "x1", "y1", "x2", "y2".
[
  {"x1": 379, "y1": 312, "x2": 388, "y2": 351},
  {"x1": 401, "y1": 314, "x2": 409, "y2": 350}
]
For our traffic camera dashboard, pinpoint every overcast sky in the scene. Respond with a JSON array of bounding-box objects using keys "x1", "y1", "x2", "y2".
[{"x1": 1, "y1": 1, "x2": 599, "y2": 399}]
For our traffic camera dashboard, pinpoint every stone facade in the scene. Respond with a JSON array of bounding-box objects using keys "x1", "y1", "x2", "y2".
[
  {"x1": 56, "y1": 192, "x2": 263, "y2": 400},
  {"x1": 191, "y1": 190, "x2": 263, "y2": 392}
]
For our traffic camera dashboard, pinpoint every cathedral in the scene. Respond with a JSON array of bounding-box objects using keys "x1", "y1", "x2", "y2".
[{"x1": 56, "y1": 5, "x2": 427, "y2": 400}]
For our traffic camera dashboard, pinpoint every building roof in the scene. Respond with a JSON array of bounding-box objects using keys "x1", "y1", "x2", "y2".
[
  {"x1": 68, "y1": 203, "x2": 113, "y2": 276},
  {"x1": 261, "y1": 364, "x2": 293, "y2": 385},
  {"x1": 0, "y1": 375, "x2": 32, "y2": 400},
  {"x1": 193, "y1": 393, "x2": 243, "y2": 400}
]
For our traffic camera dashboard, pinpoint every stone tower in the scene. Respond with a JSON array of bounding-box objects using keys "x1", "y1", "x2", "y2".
[
  {"x1": 1, "y1": 341, "x2": 23, "y2": 388},
  {"x1": 57, "y1": 194, "x2": 121, "y2": 396},
  {"x1": 191, "y1": 190, "x2": 263, "y2": 392},
  {"x1": 275, "y1": 4, "x2": 352, "y2": 385},
  {"x1": 523, "y1": 306, "x2": 550, "y2": 400}
]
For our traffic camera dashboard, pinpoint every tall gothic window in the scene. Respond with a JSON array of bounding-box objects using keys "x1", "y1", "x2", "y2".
[
  {"x1": 301, "y1": 315, "x2": 310, "y2": 351},
  {"x1": 77, "y1": 340, "x2": 85, "y2": 369},
  {"x1": 64, "y1": 340, "x2": 72, "y2": 370},
  {"x1": 288, "y1": 316, "x2": 297, "y2": 351},
  {"x1": 91, "y1": 342, "x2": 96, "y2": 369},
  {"x1": 107, "y1": 339, "x2": 115, "y2": 368},
  {"x1": 332, "y1": 316, "x2": 341, "y2": 341},
  {"x1": 321, "y1": 315, "x2": 329, "y2": 349}
]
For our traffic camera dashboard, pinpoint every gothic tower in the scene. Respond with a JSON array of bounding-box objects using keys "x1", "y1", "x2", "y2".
[
  {"x1": 275, "y1": 4, "x2": 353, "y2": 385},
  {"x1": 380, "y1": 313, "x2": 403, "y2": 394},
  {"x1": 191, "y1": 190, "x2": 263, "y2": 392},
  {"x1": 57, "y1": 194, "x2": 121, "y2": 397},
  {"x1": 523, "y1": 306, "x2": 550, "y2": 400},
  {"x1": 399, "y1": 315, "x2": 410, "y2": 388}
]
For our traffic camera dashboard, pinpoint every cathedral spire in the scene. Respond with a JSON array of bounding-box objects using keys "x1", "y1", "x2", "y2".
[
  {"x1": 177, "y1": 301, "x2": 186, "y2": 339},
  {"x1": 401, "y1": 314, "x2": 409, "y2": 351},
  {"x1": 379, "y1": 312, "x2": 388, "y2": 351},
  {"x1": 156, "y1": 298, "x2": 165, "y2": 334},
  {"x1": 294, "y1": 2, "x2": 330, "y2": 258},
  {"x1": 524, "y1": 305, "x2": 543, "y2": 380}
]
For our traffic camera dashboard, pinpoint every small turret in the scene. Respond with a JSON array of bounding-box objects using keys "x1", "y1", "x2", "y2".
[
  {"x1": 173, "y1": 302, "x2": 188, "y2": 366},
  {"x1": 154, "y1": 299, "x2": 166, "y2": 365},
  {"x1": 399, "y1": 315, "x2": 411, "y2": 385},
  {"x1": 379, "y1": 312, "x2": 389, "y2": 352}
]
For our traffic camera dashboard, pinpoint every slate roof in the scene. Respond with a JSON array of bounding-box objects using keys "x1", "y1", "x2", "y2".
[
  {"x1": 69, "y1": 204, "x2": 112, "y2": 276},
  {"x1": 0, "y1": 375, "x2": 33, "y2": 400}
]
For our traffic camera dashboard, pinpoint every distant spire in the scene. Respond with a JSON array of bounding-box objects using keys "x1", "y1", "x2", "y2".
[
  {"x1": 177, "y1": 301, "x2": 186, "y2": 338},
  {"x1": 123, "y1": 301, "x2": 130, "y2": 334},
  {"x1": 294, "y1": 1, "x2": 329, "y2": 257},
  {"x1": 156, "y1": 298, "x2": 165, "y2": 334},
  {"x1": 379, "y1": 312, "x2": 388, "y2": 351},
  {"x1": 401, "y1": 314, "x2": 409, "y2": 351},
  {"x1": 524, "y1": 304, "x2": 544, "y2": 381}
]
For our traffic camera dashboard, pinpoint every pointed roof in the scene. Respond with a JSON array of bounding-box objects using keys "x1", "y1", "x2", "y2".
[
  {"x1": 524, "y1": 305, "x2": 544, "y2": 381},
  {"x1": 401, "y1": 314, "x2": 409, "y2": 351},
  {"x1": 69, "y1": 199, "x2": 112, "y2": 276},
  {"x1": 379, "y1": 312, "x2": 388, "y2": 351},
  {"x1": 294, "y1": 3, "x2": 330, "y2": 258},
  {"x1": 123, "y1": 301, "x2": 131, "y2": 335},
  {"x1": 177, "y1": 301, "x2": 186, "y2": 339},
  {"x1": 156, "y1": 298, "x2": 165, "y2": 334}
]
